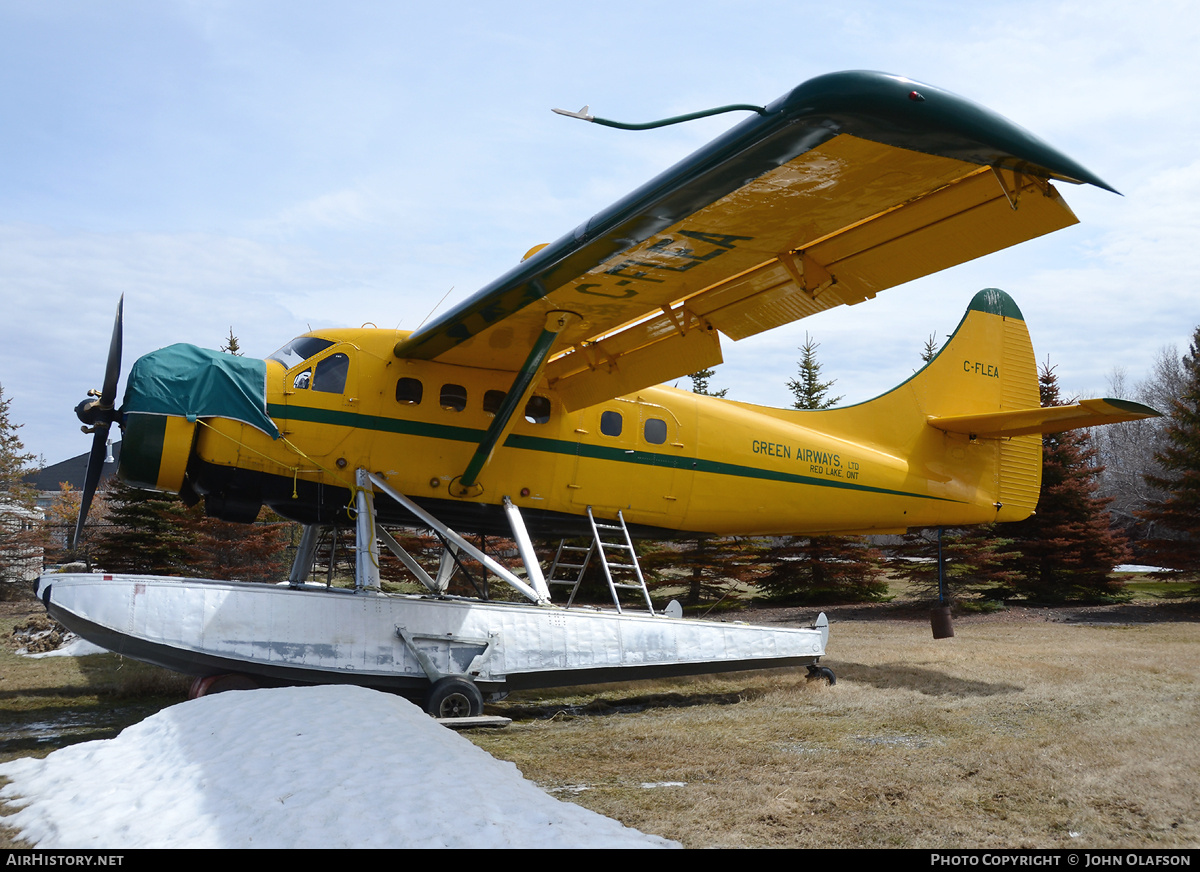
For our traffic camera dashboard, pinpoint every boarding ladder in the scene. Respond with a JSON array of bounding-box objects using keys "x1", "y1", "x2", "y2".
[{"x1": 545, "y1": 507, "x2": 654, "y2": 615}]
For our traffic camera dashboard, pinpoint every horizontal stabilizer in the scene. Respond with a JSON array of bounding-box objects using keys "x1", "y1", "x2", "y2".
[{"x1": 928, "y1": 398, "x2": 1160, "y2": 438}]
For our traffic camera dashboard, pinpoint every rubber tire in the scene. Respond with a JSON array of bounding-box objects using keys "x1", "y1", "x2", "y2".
[
  {"x1": 425, "y1": 676, "x2": 484, "y2": 718},
  {"x1": 807, "y1": 665, "x2": 836, "y2": 686}
]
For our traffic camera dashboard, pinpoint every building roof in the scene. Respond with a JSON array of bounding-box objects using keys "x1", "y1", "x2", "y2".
[{"x1": 26, "y1": 441, "x2": 122, "y2": 492}]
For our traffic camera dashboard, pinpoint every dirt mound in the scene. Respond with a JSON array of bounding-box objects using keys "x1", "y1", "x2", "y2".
[{"x1": 8, "y1": 614, "x2": 70, "y2": 654}]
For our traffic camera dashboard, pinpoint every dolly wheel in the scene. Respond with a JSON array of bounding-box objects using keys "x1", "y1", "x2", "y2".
[
  {"x1": 806, "y1": 665, "x2": 836, "y2": 686},
  {"x1": 189, "y1": 673, "x2": 261, "y2": 699},
  {"x1": 425, "y1": 676, "x2": 484, "y2": 718}
]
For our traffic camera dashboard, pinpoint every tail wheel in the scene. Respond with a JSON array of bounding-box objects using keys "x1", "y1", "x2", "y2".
[
  {"x1": 806, "y1": 665, "x2": 836, "y2": 686},
  {"x1": 424, "y1": 676, "x2": 484, "y2": 718}
]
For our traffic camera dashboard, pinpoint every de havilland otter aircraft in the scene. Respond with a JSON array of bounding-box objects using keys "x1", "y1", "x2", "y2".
[{"x1": 44, "y1": 71, "x2": 1157, "y2": 717}]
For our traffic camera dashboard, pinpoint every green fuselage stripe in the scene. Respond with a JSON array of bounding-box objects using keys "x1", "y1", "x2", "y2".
[{"x1": 266, "y1": 403, "x2": 960, "y2": 503}]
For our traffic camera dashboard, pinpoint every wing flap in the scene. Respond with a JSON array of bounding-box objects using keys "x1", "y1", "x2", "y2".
[
  {"x1": 546, "y1": 308, "x2": 722, "y2": 411},
  {"x1": 799, "y1": 168, "x2": 1074, "y2": 308},
  {"x1": 690, "y1": 164, "x2": 1076, "y2": 341}
]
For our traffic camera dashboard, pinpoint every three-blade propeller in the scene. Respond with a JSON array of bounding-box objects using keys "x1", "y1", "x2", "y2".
[{"x1": 72, "y1": 296, "x2": 123, "y2": 550}]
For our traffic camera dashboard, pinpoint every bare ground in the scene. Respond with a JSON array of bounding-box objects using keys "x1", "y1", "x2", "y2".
[{"x1": 470, "y1": 598, "x2": 1200, "y2": 848}]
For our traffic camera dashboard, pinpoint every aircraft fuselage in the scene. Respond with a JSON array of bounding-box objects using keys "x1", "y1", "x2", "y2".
[{"x1": 122, "y1": 297, "x2": 1042, "y2": 539}]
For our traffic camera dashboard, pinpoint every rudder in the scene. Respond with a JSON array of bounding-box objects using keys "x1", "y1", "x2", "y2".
[{"x1": 903, "y1": 288, "x2": 1042, "y2": 521}]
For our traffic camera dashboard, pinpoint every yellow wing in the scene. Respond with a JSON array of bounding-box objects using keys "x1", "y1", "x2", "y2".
[{"x1": 394, "y1": 71, "x2": 1115, "y2": 411}]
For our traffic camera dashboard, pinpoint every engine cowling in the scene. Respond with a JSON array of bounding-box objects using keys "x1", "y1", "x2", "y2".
[{"x1": 119, "y1": 411, "x2": 196, "y2": 493}]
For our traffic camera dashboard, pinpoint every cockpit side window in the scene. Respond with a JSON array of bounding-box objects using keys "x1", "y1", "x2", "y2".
[
  {"x1": 312, "y1": 353, "x2": 349, "y2": 393},
  {"x1": 293, "y1": 370, "x2": 312, "y2": 390},
  {"x1": 268, "y1": 337, "x2": 335, "y2": 369}
]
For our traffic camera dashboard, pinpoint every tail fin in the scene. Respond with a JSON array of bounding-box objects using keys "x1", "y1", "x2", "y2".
[
  {"x1": 908, "y1": 289, "x2": 1157, "y2": 521},
  {"x1": 820, "y1": 289, "x2": 1157, "y2": 526},
  {"x1": 900, "y1": 288, "x2": 1044, "y2": 521}
]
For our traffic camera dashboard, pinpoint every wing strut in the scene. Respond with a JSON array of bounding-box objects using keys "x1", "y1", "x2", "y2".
[
  {"x1": 454, "y1": 311, "x2": 577, "y2": 495},
  {"x1": 503, "y1": 496, "x2": 550, "y2": 600},
  {"x1": 360, "y1": 469, "x2": 549, "y2": 604}
]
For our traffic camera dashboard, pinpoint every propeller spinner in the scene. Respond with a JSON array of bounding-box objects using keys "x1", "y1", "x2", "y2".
[{"x1": 72, "y1": 296, "x2": 123, "y2": 549}]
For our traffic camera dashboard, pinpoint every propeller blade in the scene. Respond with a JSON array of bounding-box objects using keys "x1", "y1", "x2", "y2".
[
  {"x1": 101, "y1": 295, "x2": 123, "y2": 408},
  {"x1": 74, "y1": 296, "x2": 124, "y2": 550},
  {"x1": 73, "y1": 425, "x2": 110, "y2": 550}
]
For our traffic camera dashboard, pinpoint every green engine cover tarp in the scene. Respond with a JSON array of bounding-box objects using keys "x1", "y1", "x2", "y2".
[{"x1": 124, "y1": 344, "x2": 280, "y2": 439}]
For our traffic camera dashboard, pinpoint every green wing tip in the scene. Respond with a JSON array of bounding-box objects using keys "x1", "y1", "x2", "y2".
[
  {"x1": 1099, "y1": 398, "x2": 1162, "y2": 417},
  {"x1": 781, "y1": 72, "x2": 1119, "y2": 196}
]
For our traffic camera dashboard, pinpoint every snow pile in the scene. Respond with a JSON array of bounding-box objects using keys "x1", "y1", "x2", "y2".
[{"x1": 0, "y1": 685, "x2": 677, "y2": 849}]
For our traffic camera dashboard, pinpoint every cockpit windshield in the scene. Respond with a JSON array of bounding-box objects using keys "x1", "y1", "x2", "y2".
[{"x1": 267, "y1": 337, "x2": 335, "y2": 369}]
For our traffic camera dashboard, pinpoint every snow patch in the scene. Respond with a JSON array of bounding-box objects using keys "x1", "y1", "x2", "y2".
[{"x1": 0, "y1": 685, "x2": 678, "y2": 849}]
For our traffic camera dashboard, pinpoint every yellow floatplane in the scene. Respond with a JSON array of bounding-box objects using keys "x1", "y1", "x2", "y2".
[{"x1": 44, "y1": 72, "x2": 1156, "y2": 716}]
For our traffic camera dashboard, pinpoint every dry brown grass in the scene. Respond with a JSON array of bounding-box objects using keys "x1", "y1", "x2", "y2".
[{"x1": 469, "y1": 611, "x2": 1200, "y2": 848}]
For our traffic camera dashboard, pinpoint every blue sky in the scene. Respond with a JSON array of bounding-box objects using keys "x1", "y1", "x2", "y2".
[{"x1": 3, "y1": 0, "x2": 1198, "y2": 464}]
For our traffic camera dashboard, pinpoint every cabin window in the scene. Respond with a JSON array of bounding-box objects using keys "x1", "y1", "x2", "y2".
[
  {"x1": 441, "y1": 384, "x2": 467, "y2": 412},
  {"x1": 312, "y1": 353, "x2": 349, "y2": 393},
  {"x1": 524, "y1": 395, "x2": 551, "y2": 424},
  {"x1": 396, "y1": 377, "x2": 423, "y2": 405},
  {"x1": 600, "y1": 410, "x2": 622, "y2": 437},
  {"x1": 483, "y1": 390, "x2": 506, "y2": 416},
  {"x1": 293, "y1": 370, "x2": 311, "y2": 390},
  {"x1": 644, "y1": 417, "x2": 667, "y2": 445}
]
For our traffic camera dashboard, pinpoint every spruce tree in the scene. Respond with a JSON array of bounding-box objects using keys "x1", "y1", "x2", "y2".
[
  {"x1": 183, "y1": 510, "x2": 289, "y2": 584},
  {"x1": 688, "y1": 368, "x2": 727, "y2": 398},
  {"x1": 640, "y1": 535, "x2": 755, "y2": 608},
  {"x1": 91, "y1": 479, "x2": 196, "y2": 575},
  {"x1": 41, "y1": 482, "x2": 101, "y2": 566},
  {"x1": 788, "y1": 334, "x2": 842, "y2": 410},
  {"x1": 920, "y1": 333, "x2": 940, "y2": 364},
  {"x1": 374, "y1": 526, "x2": 444, "y2": 590},
  {"x1": 1003, "y1": 363, "x2": 1129, "y2": 602},
  {"x1": 1139, "y1": 327, "x2": 1200, "y2": 587},
  {"x1": 758, "y1": 337, "x2": 884, "y2": 603},
  {"x1": 889, "y1": 525, "x2": 1021, "y2": 605},
  {"x1": 0, "y1": 384, "x2": 41, "y2": 589},
  {"x1": 755, "y1": 535, "x2": 887, "y2": 604},
  {"x1": 221, "y1": 328, "x2": 242, "y2": 356}
]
